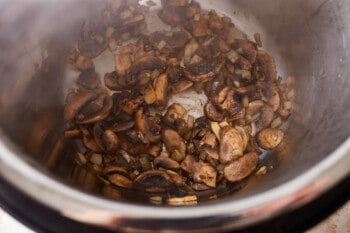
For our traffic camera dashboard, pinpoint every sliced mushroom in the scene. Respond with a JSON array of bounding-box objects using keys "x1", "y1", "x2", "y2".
[
  {"x1": 77, "y1": 69, "x2": 105, "y2": 93},
  {"x1": 256, "y1": 128, "x2": 284, "y2": 150},
  {"x1": 204, "y1": 72, "x2": 226, "y2": 97},
  {"x1": 154, "y1": 156, "x2": 180, "y2": 170},
  {"x1": 165, "y1": 0, "x2": 189, "y2": 7},
  {"x1": 83, "y1": 135, "x2": 104, "y2": 153},
  {"x1": 162, "y1": 128, "x2": 186, "y2": 162},
  {"x1": 93, "y1": 122, "x2": 120, "y2": 152},
  {"x1": 108, "y1": 173, "x2": 133, "y2": 189},
  {"x1": 75, "y1": 93, "x2": 113, "y2": 124},
  {"x1": 163, "y1": 103, "x2": 187, "y2": 125},
  {"x1": 165, "y1": 170, "x2": 184, "y2": 186},
  {"x1": 64, "y1": 91, "x2": 97, "y2": 121},
  {"x1": 158, "y1": 0, "x2": 191, "y2": 26},
  {"x1": 120, "y1": 130, "x2": 150, "y2": 155},
  {"x1": 134, "y1": 170, "x2": 174, "y2": 192},
  {"x1": 219, "y1": 126, "x2": 244, "y2": 164},
  {"x1": 199, "y1": 131, "x2": 217, "y2": 148},
  {"x1": 255, "y1": 105, "x2": 274, "y2": 132},
  {"x1": 131, "y1": 56, "x2": 166, "y2": 76},
  {"x1": 181, "y1": 155, "x2": 217, "y2": 188},
  {"x1": 231, "y1": 39, "x2": 257, "y2": 63},
  {"x1": 114, "y1": 53, "x2": 132, "y2": 77},
  {"x1": 140, "y1": 84, "x2": 157, "y2": 105},
  {"x1": 224, "y1": 152, "x2": 259, "y2": 182},
  {"x1": 169, "y1": 80, "x2": 193, "y2": 94},
  {"x1": 183, "y1": 57, "x2": 225, "y2": 82},
  {"x1": 120, "y1": 13, "x2": 145, "y2": 30},
  {"x1": 149, "y1": 30, "x2": 192, "y2": 53},
  {"x1": 78, "y1": 39, "x2": 108, "y2": 59},
  {"x1": 135, "y1": 108, "x2": 161, "y2": 143},
  {"x1": 103, "y1": 166, "x2": 129, "y2": 177},
  {"x1": 204, "y1": 102, "x2": 225, "y2": 122},
  {"x1": 256, "y1": 50, "x2": 277, "y2": 82},
  {"x1": 153, "y1": 73, "x2": 168, "y2": 107},
  {"x1": 235, "y1": 126, "x2": 249, "y2": 151},
  {"x1": 111, "y1": 121, "x2": 135, "y2": 132},
  {"x1": 104, "y1": 71, "x2": 137, "y2": 91},
  {"x1": 245, "y1": 100, "x2": 264, "y2": 123},
  {"x1": 257, "y1": 82, "x2": 281, "y2": 112},
  {"x1": 191, "y1": 16, "x2": 209, "y2": 37},
  {"x1": 192, "y1": 182, "x2": 211, "y2": 191}
]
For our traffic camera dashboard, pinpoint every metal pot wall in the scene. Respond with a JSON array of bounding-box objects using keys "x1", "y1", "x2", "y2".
[{"x1": 0, "y1": 0, "x2": 350, "y2": 232}]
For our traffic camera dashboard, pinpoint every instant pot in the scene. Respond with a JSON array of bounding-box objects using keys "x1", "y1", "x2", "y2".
[{"x1": 0, "y1": 0, "x2": 350, "y2": 232}]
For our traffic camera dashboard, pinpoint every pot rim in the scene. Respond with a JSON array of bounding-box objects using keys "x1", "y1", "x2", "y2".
[{"x1": 0, "y1": 131, "x2": 350, "y2": 230}]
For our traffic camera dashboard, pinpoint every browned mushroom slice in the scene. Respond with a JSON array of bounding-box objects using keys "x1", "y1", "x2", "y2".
[
  {"x1": 158, "y1": 0, "x2": 188, "y2": 26},
  {"x1": 255, "y1": 105, "x2": 274, "y2": 132},
  {"x1": 216, "y1": 89, "x2": 242, "y2": 119},
  {"x1": 83, "y1": 135, "x2": 104, "y2": 153},
  {"x1": 224, "y1": 152, "x2": 259, "y2": 182},
  {"x1": 75, "y1": 93, "x2": 113, "y2": 124},
  {"x1": 140, "y1": 84, "x2": 157, "y2": 105},
  {"x1": 114, "y1": 53, "x2": 132, "y2": 77},
  {"x1": 235, "y1": 126, "x2": 249, "y2": 151},
  {"x1": 120, "y1": 130, "x2": 150, "y2": 155},
  {"x1": 199, "y1": 131, "x2": 217, "y2": 148},
  {"x1": 162, "y1": 128, "x2": 186, "y2": 162},
  {"x1": 135, "y1": 108, "x2": 161, "y2": 143},
  {"x1": 192, "y1": 183, "x2": 212, "y2": 191},
  {"x1": 111, "y1": 121, "x2": 135, "y2": 132},
  {"x1": 119, "y1": 96, "x2": 143, "y2": 115},
  {"x1": 256, "y1": 50, "x2": 277, "y2": 82},
  {"x1": 102, "y1": 130, "x2": 120, "y2": 152},
  {"x1": 181, "y1": 155, "x2": 217, "y2": 188},
  {"x1": 191, "y1": 15, "x2": 209, "y2": 37},
  {"x1": 77, "y1": 70, "x2": 105, "y2": 93},
  {"x1": 64, "y1": 129, "x2": 81, "y2": 139},
  {"x1": 78, "y1": 39, "x2": 108, "y2": 59},
  {"x1": 134, "y1": 170, "x2": 174, "y2": 192},
  {"x1": 204, "y1": 102, "x2": 225, "y2": 122},
  {"x1": 256, "y1": 128, "x2": 284, "y2": 150},
  {"x1": 149, "y1": 30, "x2": 192, "y2": 53},
  {"x1": 165, "y1": 170, "x2": 184, "y2": 186},
  {"x1": 245, "y1": 100, "x2": 265, "y2": 123},
  {"x1": 103, "y1": 166, "x2": 129, "y2": 177},
  {"x1": 104, "y1": 71, "x2": 137, "y2": 91},
  {"x1": 208, "y1": 11, "x2": 224, "y2": 31},
  {"x1": 183, "y1": 57, "x2": 225, "y2": 82},
  {"x1": 169, "y1": 80, "x2": 193, "y2": 94},
  {"x1": 231, "y1": 39, "x2": 257, "y2": 63},
  {"x1": 154, "y1": 156, "x2": 180, "y2": 170},
  {"x1": 120, "y1": 13, "x2": 145, "y2": 30},
  {"x1": 165, "y1": 0, "x2": 189, "y2": 7},
  {"x1": 153, "y1": 73, "x2": 168, "y2": 107},
  {"x1": 219, "y1": 125, "x2": 245, "y2": 164},
  {"x1": 204, "y1": 72, "x2": 226, "y2": 97},
  {"x1": 108, "y1": 173, "x2": 133, "y2": 189},
  {"x1": 257, "y1": 82, "x2": 281, "y2": 112},
  {"x1": 64, "y1": 91, "x2": 97, "y2": 122},
  {"x1": 167, "y1": 65, "x2": 183, "y2": 83},
  {"x1": 130, "y1": 56, "x2": 166, "y2": 75},
  {"x1": 163, "y1": 103, "x2": 187, "y2": 125}
]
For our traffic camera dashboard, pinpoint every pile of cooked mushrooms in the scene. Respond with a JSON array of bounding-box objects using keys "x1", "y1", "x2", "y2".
[{"x1": 64, "y1": 0, "x2": 295, "y2": 204}]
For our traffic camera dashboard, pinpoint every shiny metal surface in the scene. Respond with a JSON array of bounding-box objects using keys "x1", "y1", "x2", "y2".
[{"x1": 0, "y1": 0, "x2": 350, "y2": 232}]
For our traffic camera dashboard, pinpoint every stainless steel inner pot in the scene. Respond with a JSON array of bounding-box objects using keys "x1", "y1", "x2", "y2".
[{"x1": 0, "y1": 0, "x2": 350, "y2": 232}]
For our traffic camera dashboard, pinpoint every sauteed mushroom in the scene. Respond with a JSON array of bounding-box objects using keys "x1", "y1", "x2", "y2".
[
  {"x1": 134, "y1": 170, "x2": 174, "y2": 192},
  {"x1": 224, "y1": 152, "x2": 259, "y2": 182},
  {"x1": 183, "y1": 57, "x2": 225, "y2": 82},
  {"x1": 63, "y1": 0, "x2": 295, "y2": 201},
  {"x1": 256, "y1": 128, "x2": 284, "y2": 150}
]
